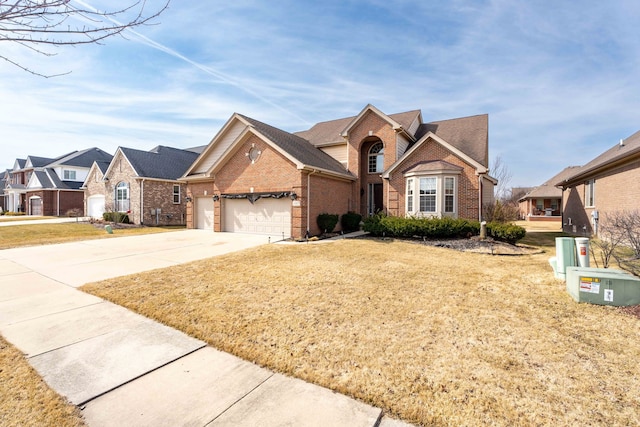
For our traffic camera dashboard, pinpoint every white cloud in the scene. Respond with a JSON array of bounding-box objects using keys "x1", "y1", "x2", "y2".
[{"x1": 1, "y1": 0, "x2": 639, "y2": 188}]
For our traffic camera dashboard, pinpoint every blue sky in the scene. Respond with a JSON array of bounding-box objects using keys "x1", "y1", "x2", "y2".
[{"x1": 2, "y1": 0, "x2": 639, "y2": 189}]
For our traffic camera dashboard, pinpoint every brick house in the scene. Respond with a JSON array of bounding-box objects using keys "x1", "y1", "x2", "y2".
[
  {"x1": 84, "y1": 146, "x2": 202, "y2": 225},
  {"x1": 182, "y1": 105, "x2": 496, "y2": 239},
  {"x1": 518, "y1": 166, "x2": 580, "y2": 222},
  {"x1": 3, "y1": 149, "x2": 112, "y2": 216},
  {"x1": 557, "y1": 130, "x2": 640, "y2": 235}
]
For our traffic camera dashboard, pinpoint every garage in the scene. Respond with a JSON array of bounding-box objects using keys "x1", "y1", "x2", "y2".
[
  {"x1": 30, "y1": 197, "x2": 42, "y2": 216},
  {"x1": 195, "y1": 197, "x2": 214, "y2": 230},
  {"x1": 223, "y1": 197, "x2": 291, "y2": 238},
  {"x1": 87, "y1": 195, "x2": 105, "y2": 219}
]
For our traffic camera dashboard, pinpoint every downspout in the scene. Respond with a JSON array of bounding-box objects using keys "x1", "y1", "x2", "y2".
[
  {"x1": 560, "y1": 187, "x2": 565, "y2": 232},
  {"x1": 385, "y1": 174, "x2": 390, "y2": 215},
  {"x1": 140, "y1": 179, "x2": 145, "y2": 225},
  {"x1": 478, "y1": 174, "x2": 483, "y2": 222},
  {"x1": 307, "y1": 170, "x2": 319, "y2": 235},
  {"x1": 57, "y1": 189, "x2": 60, "y2": 216}
]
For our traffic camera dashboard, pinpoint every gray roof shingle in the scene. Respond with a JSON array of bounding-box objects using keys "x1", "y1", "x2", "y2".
[
  {"x1": 415, "y1": 114, "x2": 489, "y2": 167},
  {"x1": 239, "y1": 114, "x2": 352, "y2": 176},
  {"x1": 53, "y1": 147, "x2": 113, "y2": 168},
  {"x1": 559, "y1": 130, "x2": 640, "y2": 185},
  {"x1": 520, "y1": 166, "x2": 582, "y2": 200},
  {"x1": 120, "y1": 146, "x2": 200, "y2": 180}
]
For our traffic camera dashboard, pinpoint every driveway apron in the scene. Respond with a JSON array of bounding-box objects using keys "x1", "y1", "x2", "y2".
[{"x1": 0, "y1": 229, "x2": 404, "y2": 426}]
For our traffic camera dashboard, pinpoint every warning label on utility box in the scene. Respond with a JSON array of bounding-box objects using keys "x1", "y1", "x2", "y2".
[{"x1": 579, "y1": 277, "x2": 601, "y2": 294}]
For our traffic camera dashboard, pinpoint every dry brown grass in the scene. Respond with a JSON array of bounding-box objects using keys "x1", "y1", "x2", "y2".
[
  {"x1": 0, "y1": 335, "x2": 85, "y2": 427},
  {"x1": 0, "y1": 223, "x2": 181, "y2": 249},
  {"x1": 82, "y1": 237, "x2": 640, "y2": 426}
]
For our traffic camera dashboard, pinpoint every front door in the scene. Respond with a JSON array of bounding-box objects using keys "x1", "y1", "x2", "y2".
[{"x1": 368, "y1": 183, "x2": 383, "y2": 215}]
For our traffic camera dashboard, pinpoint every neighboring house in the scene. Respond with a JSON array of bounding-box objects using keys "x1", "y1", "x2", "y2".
[
  {"x1": 3, "y1": 158, "x2": 27, "y2": 213},
  {"x1": 0, "y1": 170, "x2": 9, "y2": 211},
  {"x1": 23, "y1": 148, "x2": 113, "y2": 216},
  {"x1": 82, "y1": 161, "x2": 111, "y2": 219},
  {"x1": 518, "y1": 166, "x2": 580, "y2": 221},
  {"x1": 182, "y1": 104, "x2": 496, "y2": 239},
  {"x1": 84, "y1": 145, "x2": 202, "y2": 225},
  {"x1": 557, "y1": 130, "x2": 640, "y2": 235}
]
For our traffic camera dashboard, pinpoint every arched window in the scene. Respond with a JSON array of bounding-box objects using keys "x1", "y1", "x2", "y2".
[
  {"x1": 368, "y1": 142, "x2": 384, "y2": 173},
  {"x1": 115, "y1": 181, "x2": 130, "y2": 212}
]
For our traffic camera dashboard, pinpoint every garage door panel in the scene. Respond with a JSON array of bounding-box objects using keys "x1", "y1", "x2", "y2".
[
  {"x1": 223, "y1": 198, "x2": 291, "y2": 238},
  {"x1": 196, "y1": 197, "x2": 214, "y2": 230},
  {"x1": 87, "y1": 195, "x2": 105, "y2": 219}
]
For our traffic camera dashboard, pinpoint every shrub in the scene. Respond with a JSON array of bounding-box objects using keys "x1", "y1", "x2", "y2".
[
  {"x1": 486, "y1": 222, "x2": 526, "y2": 244},
  {"x1": 363, "y1": 214, "x2": 481, "y2": 239},
  {"x1": 103, "y1": 212, "x2": 130, "y2": 224},
  {"x1": 340, "y1": 211, "x2": 362, "y2": 232},
  {"x1": 5, "y1": 211, "x2": 26, "y2": 216},
  {"x1": 362, "y1": 212, "x2": 386, "y2": 236},
  {"x1": 317, "y1": 213, "x2": 339, "y2": 233}
]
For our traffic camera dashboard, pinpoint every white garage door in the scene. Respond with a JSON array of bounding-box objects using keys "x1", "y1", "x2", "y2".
[
  {"x1": 195, "y1": 197, "x2": 214, "y2": 230},
  {"x1": 87, "y1": 195, "x2": 105, "y2": 219},
  {"x1": 224, "y1": 198, "x2": 291, "y2": 238}
]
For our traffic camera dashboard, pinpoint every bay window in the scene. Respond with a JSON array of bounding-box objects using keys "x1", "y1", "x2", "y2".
[{"x1": 405, "y1": 175, "x2": 458, "y2": 217}]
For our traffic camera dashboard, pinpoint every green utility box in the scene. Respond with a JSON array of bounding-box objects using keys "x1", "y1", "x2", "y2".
[
  {"x1": 553, "y1": 237, "x2": 576, "y2": 280},
  {"x1": 565, "y1": 266, "x2": 640, "y2": 306}
]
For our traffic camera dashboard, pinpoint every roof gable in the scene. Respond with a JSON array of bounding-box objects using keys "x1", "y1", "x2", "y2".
[
  {"x1": 186, "y1": 113, "x2": 353, "y2": 180},
  {"x1": 25, "y1": 155, "x2": 56, "y2": 169},
  {"x1": 294, "y1": 108, "x2": 422, "y2": 147},
  {"x1": 238, "y1": 115, "x2": 350, "y2": 177},
  {"x1": 13, "y1": 159, "x2": 26, "y2": 170},
  {"x1": 383, "y1": 129, "x2": 488, "y2": 179},
  {"x1": 340, "y1": 104, "x2": 406, "y2": 138},
  {"x1": 415, "y1": 114, "x2": 489, "y2": 167}
]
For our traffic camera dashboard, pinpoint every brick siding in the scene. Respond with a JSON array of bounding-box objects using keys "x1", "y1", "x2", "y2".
[
  {"x1": 26, "y1": 189, "x2": 84, "y2": 216},
  {"x1": 562, "y1": 156, "x2": 640, "y2": 235},
  {"x1": 387, "y1": 139, "x2": 480, "y2": 221}
]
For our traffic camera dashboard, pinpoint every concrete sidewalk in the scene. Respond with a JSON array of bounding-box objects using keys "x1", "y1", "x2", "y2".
[{"x1": 0, "y1": 230, "x2": 411, "y2": 426}]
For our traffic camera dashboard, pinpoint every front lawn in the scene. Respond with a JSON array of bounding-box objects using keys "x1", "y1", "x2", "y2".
[
  {"x1": 0, "y1": 223, "x2": 183, "y2": 250},
  {"x1": 0, "y1": 335, "x2": 85, "y2": 426},
  {"x1": 82, "y1": 236, "x2": 640, "y2": 426}
]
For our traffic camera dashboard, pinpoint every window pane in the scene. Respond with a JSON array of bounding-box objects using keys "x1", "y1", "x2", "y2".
[
  {"x1": 407, "y1": 179, "x2": 413, "y2": 212},
  {"x1": 368, "y1": 142, "x2": 384, "y2": 173},
  {"x1": 445, "y1": 177, "x2": 454, "y2": 213},
  {"x1": 419, "y1": 178, "x2": 436, "y2": 212},
  {"x1": 173, "y1": 185, "x2": 180, "y2": 204}
]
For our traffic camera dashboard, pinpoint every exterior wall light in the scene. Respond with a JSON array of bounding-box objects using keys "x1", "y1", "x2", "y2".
[
  {"x1": 290, "y1": 192, "x2": 297, "y2": 200},
  {"x1": 212, "y1": 195, "x2": 220, "y2": 202}
]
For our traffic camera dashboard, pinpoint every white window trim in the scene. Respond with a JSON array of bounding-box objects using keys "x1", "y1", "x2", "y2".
[
  {"x1": 404, "y1": 173, "x2": 458, "y2": 218},
  {"x1": 173, "y1": 184, "x2": 181, "y2": 204},
  {"x1": 115, "y1": 181, "x2": 130, "y2": 212}
]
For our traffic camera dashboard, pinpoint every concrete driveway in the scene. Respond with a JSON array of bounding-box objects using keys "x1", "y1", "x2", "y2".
[{"x1": 0, "y1": 229, "x2": 408, "y2": 426}]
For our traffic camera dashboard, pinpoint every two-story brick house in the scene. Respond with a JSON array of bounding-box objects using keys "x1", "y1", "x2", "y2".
[
  {"x1": 3, "y1": 149, "x2": 112, "y2": 216},
  {"x1": 182, "y1": 105, "x2": 496, "y2": 239}
]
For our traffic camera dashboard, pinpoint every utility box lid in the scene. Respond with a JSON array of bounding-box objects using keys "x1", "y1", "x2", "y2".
[{"x1": 566, "y1": 267, "x2": 640, "y2": 306}]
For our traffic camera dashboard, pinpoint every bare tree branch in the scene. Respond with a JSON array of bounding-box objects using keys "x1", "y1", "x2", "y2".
[
  {"x1": 490, "y1": 155, "x2": 512, "y2": 201},
  {"x1": 0, "y1": 0, "x2": 170, "y2": 76}
]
